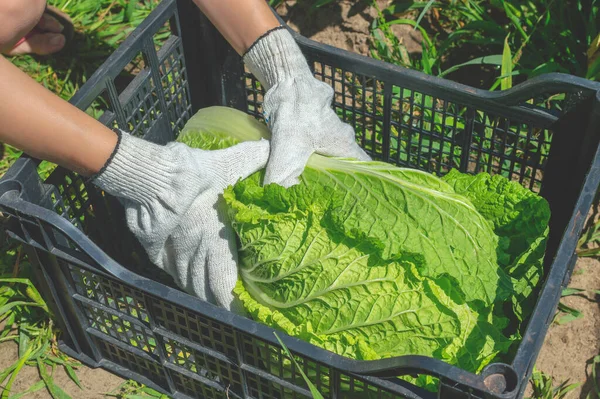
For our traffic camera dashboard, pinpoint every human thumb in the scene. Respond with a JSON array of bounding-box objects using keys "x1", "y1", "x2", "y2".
[
  {"x1": 263, "y1": 139, "x2": 313, "y2": 188},
  {"x1": 207, "y1": 139, "x2": 270, "y2": 185}
]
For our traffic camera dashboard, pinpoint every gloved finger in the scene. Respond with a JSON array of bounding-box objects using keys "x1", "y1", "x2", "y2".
[
  {"x1": 263, "y1": 140, "x2": 313, "y2": 188},
  {"x1": 318, "y1": 123, "x2": 371, "y2": 161},
  {"x1": 209, "y1": 139, "x2": 270, "y2": 185},
  {"x1": 158, "y1": 205, "x2": 215, "y2": 304},
  {"x1": 180, "y1": 240, "x2": 215, "y2": 304},
  {"x1": 206, "y1": 220, "x2": 240, "y2": 312},
  {"x1": 323, "y1": 141, "x2": 371, "y2": 161}
]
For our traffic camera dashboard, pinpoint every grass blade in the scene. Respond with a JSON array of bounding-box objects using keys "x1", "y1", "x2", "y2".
[
  {"x1": 65, "y1": 364, "x2": 83, "y2": 390},
  {"x1": 0, "y1": 278, "x2": 36, "y2": 285},
  {"x1": 382, "y1": 0, "x2": 438, "y2": 16},
  {"x1": 561, "y1": 287, "x2": 586, "y2": 297},
  {"x1": 37, "y1": 359, "x2": 72, "y2": 399},
  {"x1": 587, "y1": 32, "x2": 600, "y2": 80},
  {"x1": 29, "y1": 340, "x2": 51, "y2": 362},
  {"x1": 311, "y1": 0, "x2": 336, "y2": 9},
  {"x1": 1, "y1": 344, "x2": 34, "y2": 399},
  {"x1": 124, "y1": 1, "x2": 136, "y2": 23},
  {"x1": 587, "y1": 55, "x2": 600, "y2": 81},
  {"x1": 577, "y1": 245, "x2": 600, "y2": 257},
  {"x1": 414, "y1": 0, "x2": 436, "y2": 30},
  {"x1": 555, "y1": 302, "x2": 584, "y2": 325},
  {"x1": 489, "y1": 70, "x2": 521, "y2": 91},
  {"x1": 0, "y1": 335, "x2": 18, "y2": 343},
  {"x1": 554, "y1": 380, "x2": 581, "y2": 398},
  {"x1": 48, "y1": 381, "x2": 72, "y2": 399},
  {"x1": 1, "y1": 312, "x2": 16, "y2": 338},
  {"x1": 502, "y1": 1, "x2": 528, "y2": 41},
  {"x1": 0, "y1": 301, "x2": 42, "y2": 315},
  {"x1": 7, "y1": 380, "x2": 46, "y2": 399},
  {"x1": 18, "y1": 325, "x2": 30, "y2": 359},
  {"x1": 24, "y1": 287, "x2": 48, "y2": 312},
  {"x1": 439, "y1": 55, "x2": 502, "y2": 77},
  {"x1": 528, "y1": 369, "x2": 580, "y2": 399},
  {"x1": 501, "y1": 35, "x2": 513, "y2": 90},
  {"x1": 140, "y1": 386, "x2": 166, "y2": 397},
  {"x1": 0, "y1": 363, "x2": 18, "y2": 386},
  {"x1": 0, "y1": 278, "x2": 48, "y2": 312},
  {"x1": 274, "y1": 333, "x2": 324, "y2": 399}
]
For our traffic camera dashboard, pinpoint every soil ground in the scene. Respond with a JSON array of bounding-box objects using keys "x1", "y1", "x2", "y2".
[
  {"x1": 530, "y1": 257, "x2": 600, "y2": 398},
  {"x1": 1, "y1": 1, "x2": 599, "y2": 398},
  {"x1": 0, "y1": 339, "x2": 124, "y2": 398}
]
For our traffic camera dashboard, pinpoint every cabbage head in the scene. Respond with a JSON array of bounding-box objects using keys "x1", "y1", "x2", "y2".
[{"x1": 177, "y1": 106, "x2": 550, "y2": 375}]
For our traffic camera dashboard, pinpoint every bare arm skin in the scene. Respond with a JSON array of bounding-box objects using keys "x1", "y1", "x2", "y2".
[
  {"x1": 192, "y1": 0, "x2": 280, "y2": 55},
  {"x1": 0, "y1": 56, "x2": 117, "y2": 176},
  {"x1": 0, "y1": 1, "x2": 279, "y2": 176}
]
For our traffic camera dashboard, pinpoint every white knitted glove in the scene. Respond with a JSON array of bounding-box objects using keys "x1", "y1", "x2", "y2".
[
  {"x1": 93, "y1": 132, "x2": 270, "y2": 311},
  {"x1": 244, "y1": 27, "x2": 370, "y2": 187}
]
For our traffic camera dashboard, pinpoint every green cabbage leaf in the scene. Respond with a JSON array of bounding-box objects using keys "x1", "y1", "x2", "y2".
[{"x1": 178, "y1": 106, "x2": 550, "y2": 375}]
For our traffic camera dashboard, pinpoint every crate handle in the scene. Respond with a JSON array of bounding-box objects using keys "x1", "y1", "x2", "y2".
[
  {"x1": 0, "y1": 155, "x2": 48, "y2": 206},
  {"x1": 349, "y1": 357, "x2": 519, "y2": 399}
]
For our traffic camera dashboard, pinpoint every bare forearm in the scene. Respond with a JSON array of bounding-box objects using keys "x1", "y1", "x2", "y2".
[
  {"x1": 0, "y1": 1, "x2": 279, "y2": 176},
  {"x1": 0, "y1": 56, "x2": 116, "y2": 176},
  {"x1": 192, "y1": 0, "x2": 280, "y2": 55}
]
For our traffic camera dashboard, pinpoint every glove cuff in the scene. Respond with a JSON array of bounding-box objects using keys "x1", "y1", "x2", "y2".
[
  {"x1": 243, "y1": 27, "x2": 312, "y2": 91},
  {"x1": 92, "y1": 132, "x2": 179, "y2": 206}
]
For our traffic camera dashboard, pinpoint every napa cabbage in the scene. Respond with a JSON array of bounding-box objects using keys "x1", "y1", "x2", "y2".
[{"x1": 178, "y1": 106, "x2": 550, "y2": 376}]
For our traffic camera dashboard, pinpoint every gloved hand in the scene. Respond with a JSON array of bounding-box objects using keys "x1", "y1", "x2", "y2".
[
  {"x1": 244, "y1": 27, "x2": 370, "y2": 187},
  {"x1": 92, "y1": 132, "x2": 270, "y2": 311}
]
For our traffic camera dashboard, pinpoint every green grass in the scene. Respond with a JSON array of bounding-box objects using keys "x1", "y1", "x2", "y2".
[
  {"x1": 369, "y1": 0, "x2": 599, "y2": 86},
  {"x1": 10, "y1": 0, "x2": 161, "y2": 101},
  {"x1": 0, "y1": 243, "x2": 84, "y2": 398},
  {"x1": 527, "y1": 368, "x2": 581, "y2": 399},
  {"x1": 269, "y1": 0, "x2": 336, "y2": 12},
  {"x1": 578, "y1": 195, "x2": 600, "y2": 256},
  {"x1": 105, "y1": 380, "x2": 170, "y2": 398}
]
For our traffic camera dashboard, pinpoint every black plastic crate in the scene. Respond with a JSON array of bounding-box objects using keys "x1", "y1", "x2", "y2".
[{"x1": 1, "y1": 0, "x2": 600, "y2": 398}]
